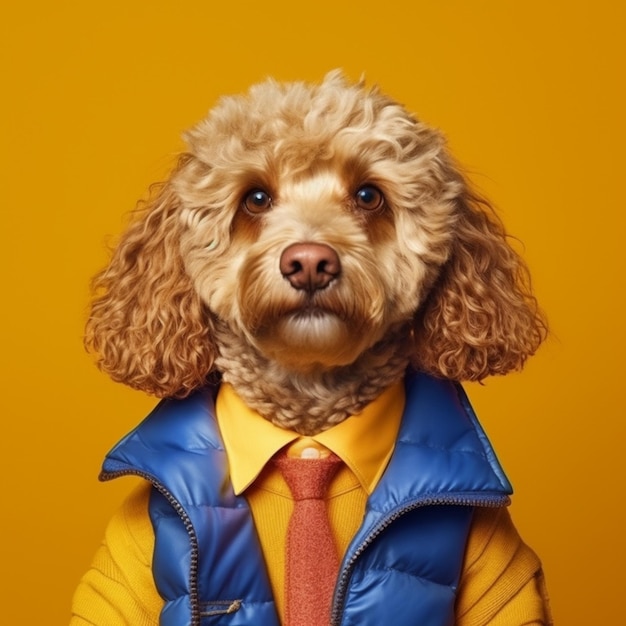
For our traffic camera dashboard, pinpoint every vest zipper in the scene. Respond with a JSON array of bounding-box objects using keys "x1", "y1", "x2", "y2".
[
  {"x1": 100, "y1": 468, "x2": 202, "y2": 626},
  {"x1": 101, "y1": 473, "x2": 508, "y2": 626},
  {"x1": 329, "y1": 492, "x2": 510, "y2": 626}
]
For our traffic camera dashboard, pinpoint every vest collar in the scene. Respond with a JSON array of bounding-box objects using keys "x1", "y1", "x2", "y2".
[{"x1": 101, "y1": 370, "x2": 511, "y2": 513}]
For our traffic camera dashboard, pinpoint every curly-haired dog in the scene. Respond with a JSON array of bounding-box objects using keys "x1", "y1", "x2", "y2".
[{"x1": 72, "y1": 72, "x2": 551, "y2": 626}]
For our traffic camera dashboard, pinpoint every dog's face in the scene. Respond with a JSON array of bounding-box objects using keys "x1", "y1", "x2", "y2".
[
  {"x1": 86, "y1": 72, "x2": 545, "y2": 400},
  {"x1": 175, "y1": 73, "x2": 460, "y2": 372}
]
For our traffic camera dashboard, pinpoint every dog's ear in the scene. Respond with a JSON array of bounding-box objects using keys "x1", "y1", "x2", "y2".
[
  {"x1": 412, "y1": 189, "x2": 547, "y2": 381},
  {"x1": 85, "y1": 156, "x2": 217, "y2": 397}
]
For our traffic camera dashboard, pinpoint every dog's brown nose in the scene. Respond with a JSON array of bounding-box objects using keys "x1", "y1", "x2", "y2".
[{"x1": 280, "y1": 243, "x2": 341, "y2": 292}]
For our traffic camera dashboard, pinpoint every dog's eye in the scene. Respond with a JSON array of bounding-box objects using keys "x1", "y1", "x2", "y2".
[
  {"x1": 243, "y1": 189, "x2": 272, "y2": 214},
  {"x1": 355, "y1": 185, "x2": 384, "y2": 211}
]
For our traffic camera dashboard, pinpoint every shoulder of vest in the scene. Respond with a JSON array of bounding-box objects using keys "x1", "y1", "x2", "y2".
[
  {"x1": 99, "y1": 385, "x2": 234, "y2": 505},
  {"x1": 366, "y1": 370, "x2": 513, "y2": 515}
]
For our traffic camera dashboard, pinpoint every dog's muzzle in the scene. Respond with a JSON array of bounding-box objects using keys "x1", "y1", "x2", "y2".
[{"x1": 280, "y1": 243, "x2": 341, "y2": 293}]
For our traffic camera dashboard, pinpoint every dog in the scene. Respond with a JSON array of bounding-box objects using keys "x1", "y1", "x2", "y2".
[{"x1": 73, "y1": 72, "x2": 551, "y2": 625}]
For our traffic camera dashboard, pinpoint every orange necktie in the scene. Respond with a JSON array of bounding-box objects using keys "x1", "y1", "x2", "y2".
[{"x1": 274, "y1": 451, "x2": 342, "y2": 626}]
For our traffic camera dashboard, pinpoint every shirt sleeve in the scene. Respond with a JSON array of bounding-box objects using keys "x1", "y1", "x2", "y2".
[
  {"x1": 455, "y1": 507, "x2": 553, "y2": 626},
  {"x1": 70, "y1": 483, "x2": 163, "y2": 625}
]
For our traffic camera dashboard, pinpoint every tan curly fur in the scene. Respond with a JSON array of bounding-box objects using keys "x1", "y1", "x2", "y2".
[{"x1": 85, "y1": 71, "x2": 547, "y2": 434}]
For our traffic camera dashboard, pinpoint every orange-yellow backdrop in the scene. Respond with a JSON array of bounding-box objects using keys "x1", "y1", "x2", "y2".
[{"x1": 2, "y1": 1, "x2": 624, "y2": 623}]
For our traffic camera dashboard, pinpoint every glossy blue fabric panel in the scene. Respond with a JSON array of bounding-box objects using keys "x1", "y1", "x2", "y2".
[
  {"x1": 103, "y1": 387, "x2": 279, "y2": 625},
  {"x1": 339, "y1": 570, "x2": 456, "y2": 626}
]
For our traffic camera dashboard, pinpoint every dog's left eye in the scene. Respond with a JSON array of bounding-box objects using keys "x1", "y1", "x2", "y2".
[
  {"x1": 243, "y1": 189, "x2": 273, "y2": 214},
  {"x1": 355, "y1": 185, "x2": 384, "y2": 211}
]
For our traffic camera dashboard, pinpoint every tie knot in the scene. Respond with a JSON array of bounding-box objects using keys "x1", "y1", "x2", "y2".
[{"x1": 274, "y1": 452, "x2": 342, "y2": 500}]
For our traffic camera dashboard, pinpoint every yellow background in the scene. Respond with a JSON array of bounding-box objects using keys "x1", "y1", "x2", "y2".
[{"x1": 2, "y1": 1, "x2": 624, "y2": 622}]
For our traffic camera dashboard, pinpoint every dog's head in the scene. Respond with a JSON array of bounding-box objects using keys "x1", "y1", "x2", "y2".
[{"x1": 86, "y1": 72, "x2": 546, "y2": 399}]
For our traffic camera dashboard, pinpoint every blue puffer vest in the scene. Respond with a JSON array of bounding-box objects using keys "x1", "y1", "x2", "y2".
[{"x1": 101, "y1": 371, "x2": 512, "y2": 626}]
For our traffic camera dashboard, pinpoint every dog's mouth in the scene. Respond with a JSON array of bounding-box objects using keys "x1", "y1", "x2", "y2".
[
  {"x1": 261, "y1": 307, "x2": 362, "y2": 370},
  {"x1": 278, "y1": 291, "x2": 355, "y2": 328},
  {"x1": 288, "y1": 303, "x2": 343, "y2": 320},
  {"x1": 237, "y1": 278, "x2": 388, "y2": 371}
]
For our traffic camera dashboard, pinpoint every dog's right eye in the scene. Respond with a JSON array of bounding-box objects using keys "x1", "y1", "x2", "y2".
[{"x1": 243, "y1": 189, "x2": 273, "y2": 214}]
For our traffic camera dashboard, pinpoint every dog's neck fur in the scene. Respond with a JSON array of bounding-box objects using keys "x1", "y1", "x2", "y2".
[{"x1": 213, "y1": 321, "x2": 411, "y2": 435}]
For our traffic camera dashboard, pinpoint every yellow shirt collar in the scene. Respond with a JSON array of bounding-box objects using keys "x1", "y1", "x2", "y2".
[{"x1": 216, "y1": 380, "x2": 405, "y2": 495}]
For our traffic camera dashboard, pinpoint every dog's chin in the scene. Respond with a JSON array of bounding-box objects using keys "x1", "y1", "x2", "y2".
[{"x1": 254, "y1": 310, "x2": 372, "y2": 372}]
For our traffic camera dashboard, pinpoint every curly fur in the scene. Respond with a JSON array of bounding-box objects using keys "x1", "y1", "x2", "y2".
[{"x1": 85, "y1": 71, "x2": 547, "y2": 434}]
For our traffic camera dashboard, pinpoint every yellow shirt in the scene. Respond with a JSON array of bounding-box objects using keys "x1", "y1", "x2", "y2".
[
  {"x1": 71, "y1": 382, "x2": 552, "y2": 625},
  {"x1": 216, "y1": 380, "x2": 405, "y2": 618}
]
